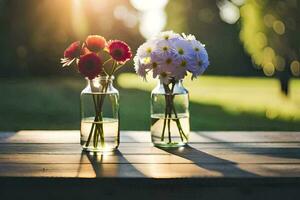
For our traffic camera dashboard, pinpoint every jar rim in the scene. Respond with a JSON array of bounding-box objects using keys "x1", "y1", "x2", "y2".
[{"x1": 86, "y1": 75, "x2": 115, "y2": 81}]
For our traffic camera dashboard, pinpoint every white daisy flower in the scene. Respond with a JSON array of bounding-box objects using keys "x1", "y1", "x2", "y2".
[
  {"x1": 134, "y1": 30, "x2": 209, "y2": 82},
  {"x1": 152, "y1": 30, "x2": 182, "y2": 41},
  {"x1": 136, "y1": 40, "x2": 157, "y2": 58},
  {"x1": 188, "y1": 45, "x2": 209, "y2": 79},
  {"x1": 187, "y1": 37, "x2": 206, "y2": 54},
  {"x1": 152, "y1": 39, "x2": 176, "y2": 56},
  {"x1": 134, "y1": 55, "x2": 152, "y2": 80},
  {"x1": 182, "y1": 33, "x2": 196, "y2": 41},
  {"x1": 173, "y1": 57, "x2": 196, "y2": 80},
  {"x1": 172, "y1": 38, "x2": 195, "y2": 60},
  {"x1": 150, "y1": 49, "x2": 180, "y2": 79},
  {"x1": 182, "y1": 35, "x2": 209, "y2": 78}
]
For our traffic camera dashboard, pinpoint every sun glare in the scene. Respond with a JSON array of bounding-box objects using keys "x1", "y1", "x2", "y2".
[
  {"x1": 130, "y1": 0, "x2": 169, "y2": 39},
  {"x1": 218, "y1": 0, "x2": 240, "y2": 24},
  {"x1": 72, "y1": 0, "x2": 89, "y2": 39},
  {"x1": 70, "y1": 0, "x2": 169, "y2": 39}
]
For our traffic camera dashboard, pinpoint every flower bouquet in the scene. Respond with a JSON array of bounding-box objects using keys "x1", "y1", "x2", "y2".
[
  {"x1": 61, "y1": 35, "x2": 132, "y2": 151},
  {"x1": 134, "y1": 31, "x2": 209, "y2": 147}
]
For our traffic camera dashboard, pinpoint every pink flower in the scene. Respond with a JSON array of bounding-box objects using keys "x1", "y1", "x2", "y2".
[
  {"x1": 64, "y1": 41, "x2": 81, "y2": 59},
  {"x1": 78, "y1": 53, "x2": 102, "y2": 80},
  {"x1": 107, "y1": 40, "x2": 132, "y2": 63},
  {"x1": 61, "y1": 41, "x2": 82, "y2": 67},
  {"x1": 85, "y1": 35, "x2": 107, "y2": 52}
]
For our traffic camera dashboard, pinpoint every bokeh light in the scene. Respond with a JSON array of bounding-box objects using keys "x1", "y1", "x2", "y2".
[
  {"x1": 113, "y1": 5, "x2": 138, "y2": 28},
  {"x1": 130, "y1": 0, "x2": 168, "y2": 11},
  {"x1": 239, "y1": 0, "x2": 299, "y2": 78},
  {"x1": 273, "y1": 20, "x2": 285, "y2": 35},
  {"x1": 263, "y1": 62, "x2": 275, "y2": 76},
  {"x1": 231, "y1": 0, "x2": 245, "y2": 6},
  {"x1": 263, "y1": 14, "x2": 275, "y2": 27},
  {"x1": 218, "y1": 0, "x2": 240, "y2": 24},
  {"x1": 130, "y1": 0, "x2": 169, "y2": 39},
  {"x1": 139, "y1": 10, "x2": 166, "y2": 39},
  {"x1": 291, "y1": 61, "x2": 300, "y2": 76}
]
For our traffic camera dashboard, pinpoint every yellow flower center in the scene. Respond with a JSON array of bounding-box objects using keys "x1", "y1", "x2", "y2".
[
  {"x1": 152, "y1": 62, "x2": 158, "y2": 68},
  {"x1": 181, "y1": 60, "x2": 187, "y2": 67},
  {"x1": 166, "y1": 58, "x2": 172, "y2": 64},
  {"x1": 162, "y1": 46, "x2": 169, "y2": 51},
  {"x1": 195, "y1": 47, "x2": 200, "y2": 52},
  {"x1": 161, "y1": 72, "x2": 167, "y2": 77},
  {"x1": 142, "y1": 57, "x2": 151, "y2": 64},
  {"x1": 178, "y1": 48, "x2": 184, "y2": 55},
  {"x1": 146, "y1": 47, "x2": 152, "y2": 54}
]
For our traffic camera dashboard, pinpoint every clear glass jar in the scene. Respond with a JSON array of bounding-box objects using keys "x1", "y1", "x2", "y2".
[
  {"x1": 80, "y1": 76, "x2": 119, "y2": 152},
  {"x1": 151, "y1": 79, "x2": 190, "y2": 147}
]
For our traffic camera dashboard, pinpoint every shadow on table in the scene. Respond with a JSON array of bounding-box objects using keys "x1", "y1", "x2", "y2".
[
  {"x1": 78, "y1": 150, "x2": 145, "y2": 177},
  {"x1": 200, "y1": 133, "x2": 300, "y2": 159},
  {"x1": 158, "y1": 145, "x2": 259, "y2": 177}
]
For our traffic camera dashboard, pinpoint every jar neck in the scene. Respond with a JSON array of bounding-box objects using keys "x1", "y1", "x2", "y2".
[
  {"x1": 158, "y1": 79, "x2": 183, "y2": 86},
  {"x1": 156, "y1": 79, "x2": 186, "y2": 94},
  {"x1": 87, "y1": 76, "x2": 115, "y2": 93}
]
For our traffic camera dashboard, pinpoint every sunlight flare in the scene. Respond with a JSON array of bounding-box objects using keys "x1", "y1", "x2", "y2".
[{"x1": 72, "y1": 0, "x2": 89, "y2": 39}]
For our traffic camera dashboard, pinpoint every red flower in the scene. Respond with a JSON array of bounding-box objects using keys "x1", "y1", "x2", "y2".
[
  {"x1": 78, "y1": 53, "x2": 102, "y2": 80},
  {"x1": 61, "y1": 41, "x2": 82, "y2": 67},
  {"x1": 107, "y1": 40, "x2": 132, "y2": 63},
  {"x1": 85, "y1": 35, "x2": 106, "y2": 52},
  {"x1": 64, "y1": 41, "x2": 81, "y2": 59}
]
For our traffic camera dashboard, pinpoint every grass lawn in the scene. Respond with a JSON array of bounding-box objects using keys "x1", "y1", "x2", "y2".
[{"x1": 0, "y1": 74, "x2": 299, "y2": 131}]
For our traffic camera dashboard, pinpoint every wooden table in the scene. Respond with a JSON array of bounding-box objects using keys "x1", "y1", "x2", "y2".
[{"x1": 1, "y1": 130, "x2": 300, "y2": 200}]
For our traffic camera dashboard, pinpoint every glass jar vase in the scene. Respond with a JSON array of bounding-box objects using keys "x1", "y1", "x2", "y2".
[
  {"x1": 80, "y1": 76, "x2": 119, "y2": 152},
  {"x1": 151, "y1": 79, "x2": 190, "y2": 147}
]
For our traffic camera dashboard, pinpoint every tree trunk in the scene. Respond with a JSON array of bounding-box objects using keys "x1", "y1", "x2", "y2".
[{"x1": 279, "y1": 67, "x2": 291, "y2": 96}]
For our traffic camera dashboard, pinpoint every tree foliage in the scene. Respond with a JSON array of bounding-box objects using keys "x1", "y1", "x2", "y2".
[
  {"x1": 165, "y1": 0, "x2": 257, "y2": 76},
  {"x1": 239, "y1": 0, "x2": 300, "y2": 77}
]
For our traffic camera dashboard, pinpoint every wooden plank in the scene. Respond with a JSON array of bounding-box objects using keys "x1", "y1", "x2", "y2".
[
  {"x1": 1, "y1": 131, "x2": 300, "y2": 144},
  {"x1": 0, "y1": 142, "x2": 300, "y2": 154},
  {"x1": 1, "y1": 131, "x2": 300, "y2": 180},
  {"x1": 0, "y1": 131, "x2": 150, "y2": 143},
  {"x1": 0, "y1": 131, "x2": 79, "y2": 144},
  {"x1": 0, "y1": 152, "x2": 300, "y2": 164},
  {"x1": 194, "y1": 131, "x2": 300, "y2": 143},
  {"x1": 1, "y1": 163, "x2": 300, "y2": 178}
]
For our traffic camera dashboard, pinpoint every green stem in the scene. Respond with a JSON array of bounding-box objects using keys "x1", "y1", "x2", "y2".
[
  {"x1": 168, "y1": 87, "x2": 187, "y2": 141},
  {"x1": 97, "y1": 83, "x2": 109, "y2": 147},
  {"x1": 94, "y1": 94, "x2": 102, "y2": 148},
  {"x1": 163, "y1": 84, "x2": 173, "y2": 144},
  {"x1": 172, "y1": 104, "x2": 188, "y2": 141},
  {"x1": 85, "y1": 123, "x2": 94, "y2": 147},
  {"x1": 85, "y1": 95, "x2": 99, "y2": 147},
  {"x1": 160, "y1": 105, "x2": 168, "y2": 141},
  {"x1": 103, "y1": 58, "x2": 112, "y2": 66},
  {"x1": 109, "y1": 61, "x2": 117, "y2": 76},
  {"x1": 86, "y1": 58, "x2": 116, "y2": 149},
  {"x1": 93, "y1": 123, "x2": 99, "y2": 148},
  {"x1": 86, "y1": 83, "x2": 109, "y2": 149},
  {"x1": 167, "y1": 110, "x2": 171, "y2": 144},
  {"x1": 163, "y1": 81, "x2": 188, "y2": 143}
]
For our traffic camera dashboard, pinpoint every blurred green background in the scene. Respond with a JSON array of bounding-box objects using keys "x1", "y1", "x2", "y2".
[{"x1": 0, "y1": 0, "x2": 299, "y2": 131}]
